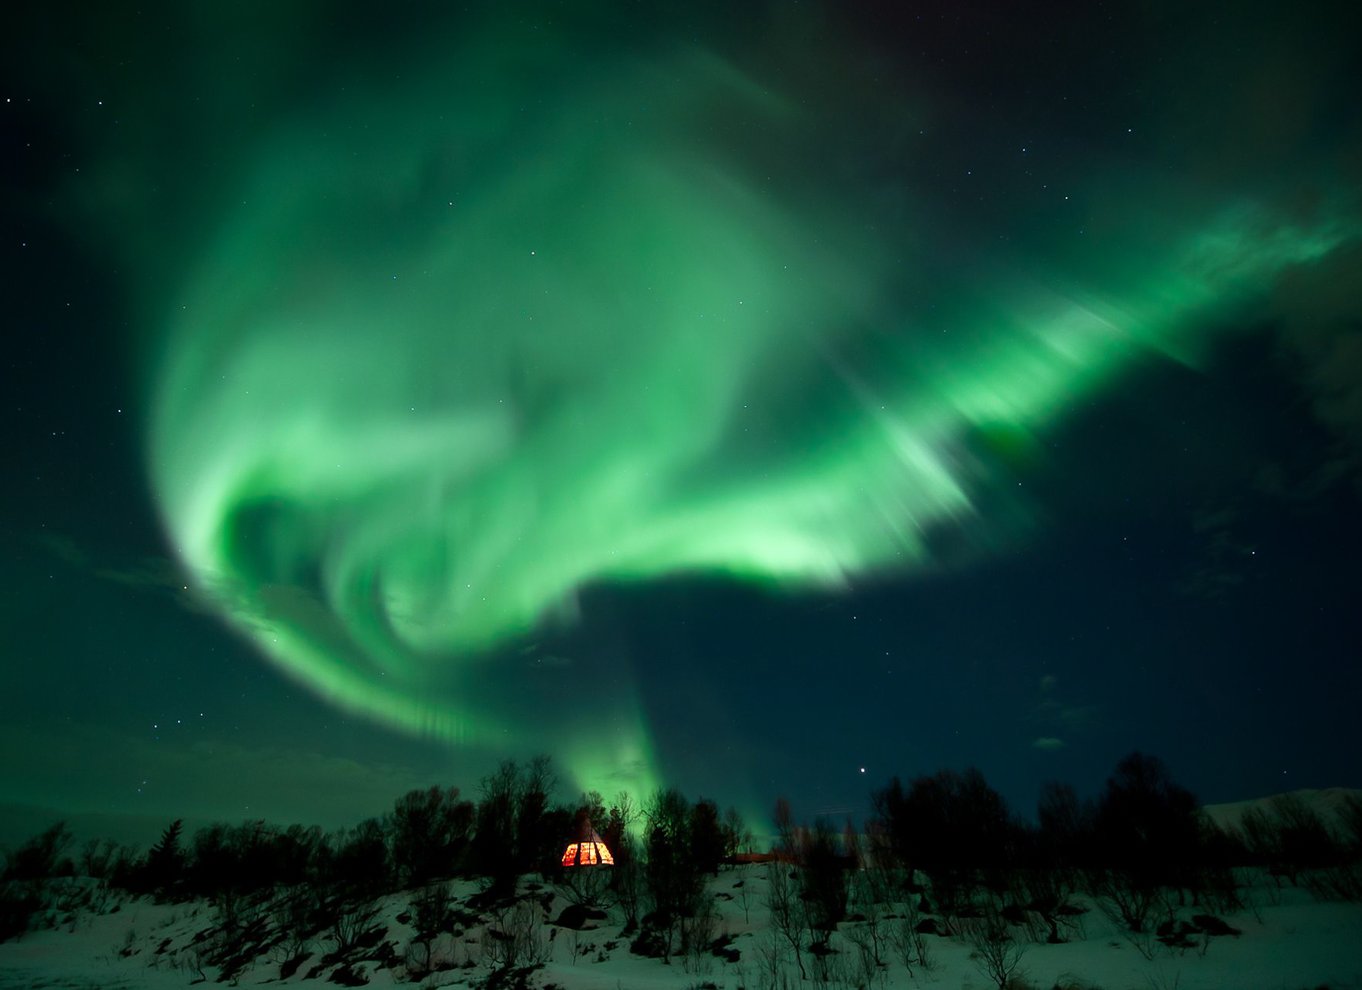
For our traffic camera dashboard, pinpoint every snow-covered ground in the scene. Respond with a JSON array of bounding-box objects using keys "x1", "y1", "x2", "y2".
[{"x1": 2, "y1": 864, "x2": 1359, "y2": 990}]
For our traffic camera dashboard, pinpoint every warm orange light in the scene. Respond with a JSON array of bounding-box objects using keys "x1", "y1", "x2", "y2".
[{"x1": 561, "y1": 824, "x2": 615, "y2": 867}]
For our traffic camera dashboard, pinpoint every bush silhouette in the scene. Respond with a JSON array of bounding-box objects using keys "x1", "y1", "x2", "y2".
[
  {"x1": 1089, "y1": 753, "x2": 1200, "y2": 930},
  {"x1": 142, "y1": 819, "x2": 186, "y2": 898},
  {"x1": 872, "y1": 768, "x2": 1018, "y2": 910},
  {"x1": 389, "y1": 786, "x2": 474, "y2": 886},
  {"x1": 2, "y1": 822, "x2": 73, "y2": 882}
]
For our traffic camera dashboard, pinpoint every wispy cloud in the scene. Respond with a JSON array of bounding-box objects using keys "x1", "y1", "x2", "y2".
[
  {"x1": 1175, "y1": 504, "x2": 1258, "y2": 600},
  {"x1": 35, "y1": 532, "x2": 211, "y2": 613},
  {"x1": 1030, "y1": 674, "x2": 1098, "y2": 739},
  {"x1": 1272, "y1": 241, "x2": 1362, "y2": 493}
]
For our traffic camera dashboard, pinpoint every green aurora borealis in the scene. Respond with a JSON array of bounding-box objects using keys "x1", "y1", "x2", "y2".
[
  {"x1": 144, "y1": 24, "x2": 1355, "y2": 797},
  {"x1": 6, "y1": 2, "x2": 1362, "y2": 825}
]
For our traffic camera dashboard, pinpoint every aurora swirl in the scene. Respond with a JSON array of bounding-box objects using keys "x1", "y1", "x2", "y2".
[{"x1": 128, "y1": 18, "x2": 1358, "y2": 798}]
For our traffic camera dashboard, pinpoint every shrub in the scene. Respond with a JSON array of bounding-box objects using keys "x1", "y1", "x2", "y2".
[
  {"x1": 325, "y1": 818, "x2": 390, "y2": 897},
  {"x1": 797, "y1": 818, "x2": 848, "y2": 941},
  {"x1": 1091, "y1": 753, "x2": 1200, "y2": 917},
  {"x1": 141, "y1": 820, "x2": 186, "y2": 899},
  {"x1": 0, "y1": 881, "x2": 42, "y2": 943},
  {"x1": 872, "y1": 768, "x2": 1019, "y2": 910},
  {"x1": 389, "y1": 787, "x2": 474, "y2": 886},
  {"x1": 2, "y1": 822, "x2": 73, "y2": 882}
]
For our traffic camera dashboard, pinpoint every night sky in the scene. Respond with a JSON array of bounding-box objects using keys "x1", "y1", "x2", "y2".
[{"x1": 4, "y1": 2, "x2": 1360, "y2": 845}]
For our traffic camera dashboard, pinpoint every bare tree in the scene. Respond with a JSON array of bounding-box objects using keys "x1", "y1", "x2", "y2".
[
  {"x1": 269, "y1": 887, "x2": 316, "y2": 979},
  {"x1": 764, "y1": 863, "x2": 806, "y2": 980},
  {"x1": 4, "y1": 822, "x2": 73, "y2": 882},
  {"x1": 610, "y1": 830, "x2": 643, "y2": 928},
  {"x1": 611, "y1": 791, "x2": 642, "y2": 834},
  {"x1": 482, "y1": 897, "x2": 549, "y2": 971},
  {"x1": 1340, "y1": 793, "x2": 1362, "y2": 854},
  {"x1": 643, "y1": 787, "x2": 703, "y2": 963},
  {"x1": 408, "y1": 881, "x2": 453, "y2": 974},
  {"x1": 78, "y1": 838, "x2": 118, "y2": 879},
  {"x1": 961, "y1": 904, "x2": 1028, "y2": 990},
  {"x1": 326, "y1": 896, "x2": 380, "y2": 956},
  {"x1": 848, "y1": 869, "x2": 888, "y2": 969},
  {"x1": 735, "y1": 869, "x2": 754, "y2": 923},
  {"x1": 798, "y1": 818, "x2": 847, "y2": 950},
  {"x1": 1090, "y1": 867, "x2": 1159, "y2": 935},
  {"x1": 723, "y1": 806, "x2": 752, "y2": 862},
  {"x1": 888, "y1": 892, "x2": 933, "y2": 975},
  {"x1": 843, "y1": 920, "x2": 882, "y2": 989},
  {"x1": 389, "y1": 787, "x2": 474, "y2": 886},
  {"x1": 755, "y1": 924, "x2": 791, "y2": 990},
  {"x1": 679, "y1": 894, "x2": 719, "y2": 975}
]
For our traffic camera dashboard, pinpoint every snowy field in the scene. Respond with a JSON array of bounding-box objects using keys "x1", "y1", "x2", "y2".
[{"x1": 2, "y1": 864, "x2": 1359, "y2": 990}]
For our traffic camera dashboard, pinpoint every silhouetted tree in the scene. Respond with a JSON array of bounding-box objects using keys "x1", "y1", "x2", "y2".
[
  {"x1": 271, "y1": 886, "x2": 319, "y2": 979},
  {"x1": 871, "y1": 778, "x2": 910, "y2": 873},
  {"x1": 1036, "y1": 781, "x2": 1094, "y2": 874},
  {"x1": 578, "y1": 791, "x2": 607, "y2": 833},
  {"x1": 514, "y1": 756, "x2": 559, "y2": 876},
  {"x1": 643, "y1": 788, "x2": 704, "y2": 961},
  {"x1": 604, "y1": 792, "x2": 642, "y2": 925},
  {"x1": 188, "y1": 823, "x2": 233, "y2": 896},
  {"x1": 328, "y1": 818, "x2": 389, "y2": 897},
  {"x1": 773, "y1": 797, "x2": 797, "y2": 857},
  {"x1": 1090, "y1": 752, "x2": 1199, "y2": 930},
  {"x1": 961, "y1": 902, "x2": 1029, "y2": 990},
  {"x1": 798, "y1": 818, "x2": 848, "y2": 944},
  {"x1": 689, "y1": 799, "x2": 725, "y2": 876},
  {"x1": 389, "y1": 786, "x2": 474, "y2": 886},
  {"x1": 1240, "y1": 793, "x2": 1343, "y2": 885},
  {"x1": 872, "y1": 768, "x2": 1018, "y2": 912},
  {"x1": 106, "y1": 843, "x2": 140, "y2": 890},
  {"x1": 472, "y1": 760, "x2": 521, "y2": 893},
  {"x1": 2, "y1": 822, "x2": 73, "y2": 881},
  {"x1": 409, "y1": 880, "x2": 454, "y2": 965},
  {"x1": 1, "y1": 822, "x2": 74, "y2": 944},
  {"x1": 276, "y1": 823, "x2": 323, "y2": 886},
  {"x1": 610, "y1": 828, "x2": 644, "y2": 928},
  {"x1": 1340, "y1": 794, "x2": 1362, "y2": 856},
  {"x1": 143, "y1": 819, "x2": 186, "y2": 898},
  {"x1": 721, "y1": 806, "x2": 750, "y2": 862},
  {"x1": 234, "y1": 821, "x2": 280, "y2": 891},
  {"x1": 602, "y1": 790, "x2": 639, "y2": 863},
  {"x1": 78, "y1": 837, "x2": 120, "y2": 880},
  {"x1": 470, "y1": 756, "x2": 559, "y2": 891},
  {"x1": 764, "y1": 854, "x2": 807, "y2": 980}
]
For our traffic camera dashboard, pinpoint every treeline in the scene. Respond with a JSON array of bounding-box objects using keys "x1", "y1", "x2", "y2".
[
  {"x1": 3, "y1": 751, "x2": 1360, "y2": 962},
  {"x1": 0, "y1": 756, "x2": 750, "y2": 951},
  {"x1": 741, "y1": 753, "x2": 1362, "y2": 985},
  {"x1": 764, "y1": 752, "x2": 1362, "y2": 954},
  {"x1": 868, "y1": 753, "x2": 1362, "y2": 915}
]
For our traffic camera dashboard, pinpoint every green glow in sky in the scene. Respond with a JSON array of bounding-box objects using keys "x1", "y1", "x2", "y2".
[{"x1": 140, "y1": 35, "x2": 1355, "y2": 799}]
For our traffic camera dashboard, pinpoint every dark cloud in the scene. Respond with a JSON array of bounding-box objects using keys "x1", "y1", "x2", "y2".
[
  {"x1": 526, "y1": 653, "x2": 575, "y2": 671},
  {"x1": 36, "y1": 532, "x2": 210, "y2": 613},
  {"x1": 1271, "y1": 240, "x2": 1362, "y2": 493},
  {"x1": 1030, "y1": 675, "x2": 1099, "y2": 736},
  {"x1": 1175, "y1": 504, "x2": 1258, "y2": 600}
]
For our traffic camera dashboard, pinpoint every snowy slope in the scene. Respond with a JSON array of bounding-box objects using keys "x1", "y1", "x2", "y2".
[{"x1": 2, "y1": 864, "x2": 1360, "y2": 989}]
